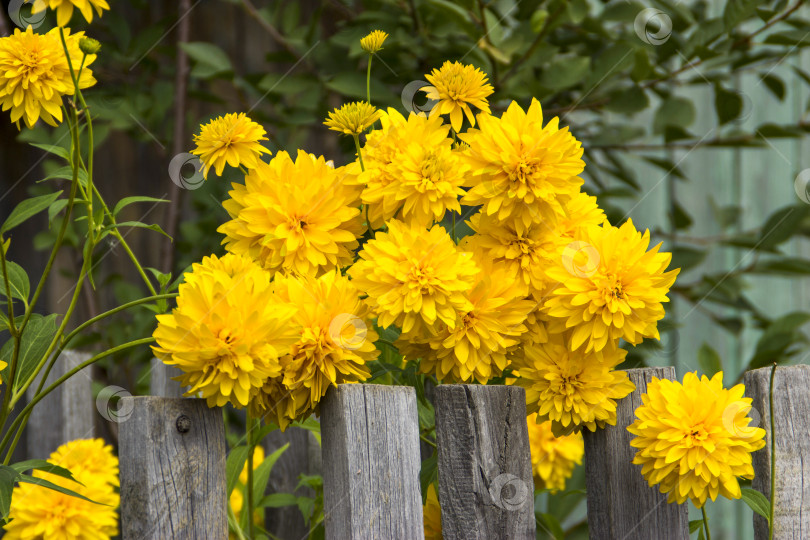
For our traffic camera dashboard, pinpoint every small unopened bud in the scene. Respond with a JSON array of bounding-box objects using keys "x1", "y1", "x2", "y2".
[{"x1": 79, "y1": 37, "x2": 101, "y2": 55}]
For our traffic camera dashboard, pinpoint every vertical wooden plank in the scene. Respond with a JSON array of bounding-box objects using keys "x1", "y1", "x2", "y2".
[
  {"x1": 321, "y1": 384, "x2": 424, "y2": 540},
  {"x1": 119, "y1": 396, "x2": 227, "y2": 539},
  {"x1": 744, "y1": 364, "x2": 810, "y2": 540},
  {"x1": 150, "y1": 357, "x2": 184, "y2": 398},
  {"x1": 433, "y1": 385, "x2": 535, "y2": 540},
  {"x1": 584, "y1": 366, "x2": 689, "y2": 540},
  {"x1": 263, "y1": 425, "x2": 321, "y2": 539},
  {"x1": 26, "y1": 350, "x2": 93, "y2": 459}
]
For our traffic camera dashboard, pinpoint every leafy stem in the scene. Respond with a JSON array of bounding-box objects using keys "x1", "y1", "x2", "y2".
[{"x1": 702, "y1": 506, "x2": 712, "y2": 540}]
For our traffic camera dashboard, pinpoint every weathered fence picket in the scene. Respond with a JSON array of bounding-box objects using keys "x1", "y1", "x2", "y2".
[
  {"x1": 583, "y1": 366, "x2": 689, "y2": 540},
  {"x1": 149, "y1": 357, "x2": 183, "y2": 398},
  {"x1": 320, "y1": 383, "x2": 424, "y2": 539},
  {"x1": 119, "y1": 396, "x2": 227, "y2": 539},
  {"x1": 25, "y1": 350, "x2": 93, "y2": 459},
  {"x1": 433, "y1": 384, "x2": 535, "y2": 540},
  {"x1": 745, "y1": 365, "x2": 810, "y2": 539}
]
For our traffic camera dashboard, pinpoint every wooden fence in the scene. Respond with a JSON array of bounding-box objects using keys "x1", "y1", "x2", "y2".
[{"x1": 20, "y1": 358, "x2": 810, "y2": 539}]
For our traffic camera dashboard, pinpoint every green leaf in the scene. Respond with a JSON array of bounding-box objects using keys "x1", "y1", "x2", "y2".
[
  {"x1": 723, "y1": 0, "x2": 762, "y2": 30},
  {"x1": 0, "y1": 261, "x2": 30, "y2": 304},
  {"x1": 741, "y1": 487, "x2": 771, "y2": 523},
  {"x1": 38, "y1": 166, "x2": 89, "y2": 189},
  {"x1": 670, "y1": 246, "x2": 706, "y2": 271},
  {"x1": 0, "y1": 313, "x2": 58, "y2": 392},
  {"x1": 252, "y1": 443, "x2": 289, "y2": 502},
  {"x1": 760, "y1": 73, "x2": 785, "y2": 100},
  {"x1": 530, "y1": 9, "x2": 549, "y2": 33},
  {"x1": 537, "y1": 512, "x2": 565, "y2": 539},
  {"x1": 103, "y1": 221, "x2": 171, "y2": 239},
  {"x1": 325, "y1": 73, "x2": 388, "y2": 100},
  {"x1": 10, "y1": 460, "x2": 76, "y2": 480},
  {"x1": 764, "y1": 30, "x2": 810, "y2": 46},
  {"x1": 653, "y1": 97, "x2": 696, "y2": 134},
  {"x1": 18, "y1": 474, "x2": 99, "y2": 505},
  {"x1": 698, "y1": 342, "x2": 723, "y2": 377},
  {"x1": 180, "y1": 42, "x2": 232, "y2": 78},
  {"x1": 291, "y1": 416, "x2": 321, "y2": 445},
  {"x1": 714, "y1": 84, "x2": 743, "y2": 124},
  {"x1": 1, "y1": 192, "x2": 63, "y2": 234},
  {"x1": 47, "y1": 199, "x2": 69, "y2": 224},
  {"x1": 758, "y1": 205, "x2": 809, "y2": 250},
  {"x1": 605, "y1": 86, "x2": 649, "y2": 114},
  {"x1": 540, "y1": 56, "x2": 590, "y2": 91},
  {"x1": 752, "y1": 257, "x2": 810, "y2": 275},
  {"x1": 29, "y1": 143, "x2": 70, "y2": 161},
  {"x1": 226, "y1": 446, "x2": 249, "y2": 496},
  {"x1": 689, "y1": 519, "x2": 703, "y2": 533},
  {"x1": 112, "y1": 196, "x2": 169, "y2": 217},
  {"x1": 0, "y1": 465, "x2": 18, "y2": 519},
  {"x1": 258, "y1": 493, "x2": 298, "y2": 508},
  {"x1": 670, "y1": 200, "x2": 693, "y2": 230}
]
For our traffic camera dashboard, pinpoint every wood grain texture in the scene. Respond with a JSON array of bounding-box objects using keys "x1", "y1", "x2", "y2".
[
  {"x1": 433, "y1": 385, "x2": 535, "y2": 540},
  {"x1": 150, "y1": 357, "x2": 184, "y2": 398},
  {"x1": 119, "y1": 397, "x2": 227, "y2": 539},
  {"x1": 745, "y1": 364, "x2": 810, "y2": 540},
  {"x1": 263, "y1": 425, "x2": 321, "y2": 539},
  {"x1": 26, "y1": 351, "x2": 93, "y2": 459},
  {"x1": 321, "y1": 384, "x2": 424, "y2": 540},
  {"x1": 584, "y1": 366, "x2": 689, "y2": 540}
]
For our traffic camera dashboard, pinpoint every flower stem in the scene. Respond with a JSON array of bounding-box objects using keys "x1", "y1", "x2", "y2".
[
  {"x1": 702, "y1": 506, "x2": 712, "y2": 540},
  {"x1": 352, "y1": 134, "x2": 365, "y2": 171},
  {"x1": 768, "y1": 362, "x2": 777, "y2": 540},
  {"x1": 366, "y1": 55, "x2": 373, "y2": 104},
  {"x1": 246, "y1": 414, "x2": 257, "y2": 539}
]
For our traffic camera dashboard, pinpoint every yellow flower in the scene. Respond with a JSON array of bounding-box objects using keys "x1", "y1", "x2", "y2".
[
  {"x1": 191, "y1": 112, "x2": 270, "y2": 178},
  {"x1": 527, "y1": 413, "x2": 584, "y2": 493},
  {"x1": 32, "y1": 0, "x2": 110, "y2": 26},
  {"x1": 348, "y1": 220, "x2": 478, "y2": 334},
  {"x1": 406, "y1": 256, "x2": 534, "y2": 383},
  {"x1": 360, "y1": 30, "x2": 388, "y2": 53},
  {"x1": 218, "y1": 151, "x2": 364, "y2": 277},
  {"x1": 375, "y1": 111, "x2": 467, "y2": 228},
  {"x1": 423, "y1": 61, "x2": 494, "y2": 132},
  {"x1": 0, "y1": 27, "x2": 97, "y2": 129},
  {"x1": 152, "y1": 253, "x2": 299, "y2": 408},
  {"x1": 4, "y1": 438, "x2": 119, "y2": 539},
  {"x1": 557, "y1": 191, "x2": 606, "y2": 239},
  {"x1": 544, "y1": 219, "x2": 680, "y2": 353},
  {"x1": 324, "y1": 101, "x2": 381, "y2": 135},
  {"x1": 248, "y1": 368, "x2": 309, "y2": 431},
  {"x1": 423, "y1": 483, "x2": 443, "y2": 540},
  {"x1": 255, "y1": 271, "x2": 379, "y2": 426},
  {"x1": 464, "y1": 212, "x2": 561, "y2": 297},
  {"x1": 627, "y1": 372, "x2": 766, "y2": 507},
  {"x1": 238, "y1": 445, "x2": 265, "y2": 485},
  {"x1": 514, "y1": 332, "x2": 635, "y2": 435},
  {"x1": 229, "y1": 446, "x2": 265, "y2": 537},
  {"x1": 460, "y1": 98, "x2": 584, "y2": 232}
]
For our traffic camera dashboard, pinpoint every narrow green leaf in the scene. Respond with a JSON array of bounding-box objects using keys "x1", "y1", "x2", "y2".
[
  {"x1": 0, "y1": 465, "x2": 19, "y2": 519},
  {"x1": 741, "y1": 487, "x2": 771, "y2": 522},
  {"x1": 29, "y1": 143, "x2": 70, "y2": 161},
  {"x1": 689, "y1": 519, "x2": 703, "y2": 533},
  {"x1": 252, "y1": 443, "x2": 289, "y2": 502},
  {"x1": 112, "y1": 196, "x2": 170, "y2": 218},
  {"x1": 47, "y1": 199, "x2": 69, "y2": 224},
  {"x1": 698, "y1": 343, "x2": 723, "y2": 377},
  {"x1": 0, "y1": 313, "x2": 58, "y2": 392},
  {"x1": 723, "y1": 0, "x2": 761, "y2": 30},
  {"x1": 760, "y1": 73, "x2": 785, "y2": 100},
  {"x1": 1, "y1": 192, "x2": 63, "y2": 234},
  {"x1": 10, "y1": 460, "x2": 76, "y2": 480},
  {"x1": 103, "y1": 221, "x2": 171, "y2": 239},
  {"x1": 18, "y1": 474, "x2": 100, "y2": 505},
  {"x1": 759, "y1": 205, "x2": 809, "y2": 249},
  {"x1": 258, "y1": 493, "x2": 298, "y2": 509},
  {"x1": 180, "y1": 42, "x2": 232, "y2": 78},
  {"x1": 0, "y1": 261, "x2": 30, "y2": 304},
  {"x1": 226, "y1": 446, "x2": 249, "y2": 496}
]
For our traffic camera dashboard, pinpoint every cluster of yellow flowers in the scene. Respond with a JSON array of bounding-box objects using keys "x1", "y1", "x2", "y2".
[{"x1": 4, "y1": 438, "x2": 119, "y2": 539}]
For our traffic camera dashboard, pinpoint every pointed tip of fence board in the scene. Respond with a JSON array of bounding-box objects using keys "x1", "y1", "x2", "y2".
[
  {"x1": 744, "y1": 364, "x2": 810, "y2": 540},
  {"x1": 584, "y1": 366, "x2": 689, "y2": 540},
  {"x1": 119, "y1": 396, "x2": 227, "y2": 539},
  {"x1": 433, "y1": 384, "x2": 535, "y2": 540},
  {"x1": 321, "y1": 384, "x2": 424, "y2": 540}
]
